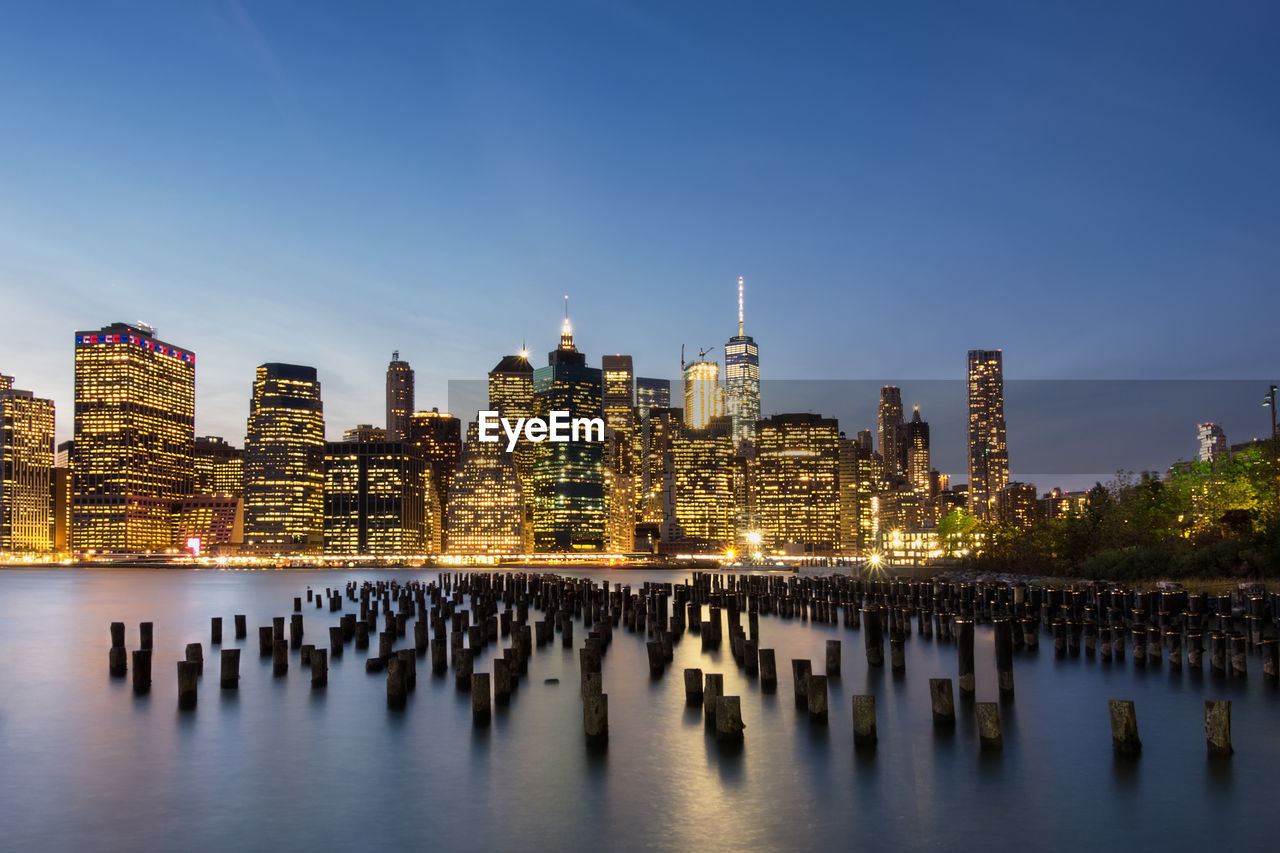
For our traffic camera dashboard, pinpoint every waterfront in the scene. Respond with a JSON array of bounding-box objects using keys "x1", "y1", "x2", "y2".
[{"x1": 0, "y1": 567, "x2": 1274, "y2": 851}]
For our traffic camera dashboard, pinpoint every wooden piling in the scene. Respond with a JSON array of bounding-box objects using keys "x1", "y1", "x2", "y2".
[
  {"x1": 329, "y1": 625, "x2": 344, "y2": 659},
  {"x1": 807, "y1": 674, "x2": 829, "y2": 723},
  {"x1": 957, "y1": 619, "x2": 975, "y2": 697},
  {"x1": 177, "y1": 660, "x2": 199, "y2": 709},
  {"x1": 185, "y1": 642, "x2": 203, "y2": 676},
  {"x1": 258, "y1": 626, "x2": 273, "y2": 657},
  {"x1": 826, "y1": 640, "x2": 841, "y2": 676},
  {"x1": 852, "y1": 694, "x2": 877, "y2": 748},
  {"x1": 272, "y1": 639, "x2": 288, "y2": 677},
  {"x1": 703, "y1": 673, "x2": 724, "y2": 723},
  {"x1": 715, "y1": 695, "x2": 745, "y2": 742},
  {"x1": 131, "y1": 649, "x2": 151, "y2": 694},
  {"x1": 472, "y1": 673, "x2": 492, "y2": 725},
  {"x1": 234, "y1": 614, "x2": 246, "y2": 639},
  {"x1": 994, "y1": 618, "x2": 1014, "y2": 698},
  {"x1": 1229, "y1": 634, "x2": 1247, "y2": 678},
  {"x1": 584, "y1": 691, "x2": 608, "y2": 744},
  {"x1": 1204, "y1": 700, "x2": 1232, "y2": 757},
  {"x1": 310, "y1": 648, "x2": 328, "y2": 688},
  {"x1": 220, "y1": 648, "x2": 240, "y2": 689},
  {"x1": 791, "y1": 659, "x2": 812, "y2": 707},
  {"x1": 210, "y1": 617, "x2": 222, "y2": 645},
  {"x1": 1108, "y1": 699, "x2": 1141, "y2": 756},
  {"x1": 684, "y1": 668, "x2": 704, "y2": 705},
  {"x1": 758, "y1": 649, "x2": 777, "y2": 692},
  {"x1": 890, "y1": 635, "x2": 905, "y2": 674},
  {"x1": 454, "y1": 647, "x2": 474, "y2": 690},
  {"x1": 494, "y1": 657, "x2": 512, "y2": 704},
  {"x1": 387, "y1": 655, "x2": 407, "y2": 707},
  {"x1": 863, "y1": 608, "x2": 884, "y2": 667},
  {"x1": 976, "y1": 702, "x2": 1002, "y2": 750},
  {"x1": 139, "y1": 622, "x2": 153, "y2": 650}
]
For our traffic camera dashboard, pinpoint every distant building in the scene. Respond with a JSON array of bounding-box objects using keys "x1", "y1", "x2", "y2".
[
  {"x1": 445, "y1": 422, "x2": 525, "y2": 555},
  {"x1": 343, "y1": 425, "x2": 387, "y2": 443},
  {"x1": 636, "y1": 406, "x2": 683, "y2": 527},
  {"x1": 905, "y1": 406, "x2": 931, "y2": 495},
  {"x1": 601, "y1": 355, "x2": 635, "y2": 435},
  {"x1": 72, "y1": 323, "x2": 194, "y2": 552},
  {"x1": 193, "y1": 436, "x2": 243, "y2": 497},
  {"x1": 635, "y1": 377, "x2": 671, "y2": 419},
  {"x1": 671, "y1": 416, "x2": 736, "y2": 547},
  {"x1": 997, "y1": 482, "x2": 1037, "y2": 528},
  {"x1": 724, "y1": 276, "x2": 761, "y2": 447},
  {"x1": 172, "y1": 496, "x2": 243, "y2": 553},
  {"x1": 755, "y1": 413, "x2": 840, "y2": 552},
  {"x1": 967, "y1": 349, "x2": 1009, "y2": 520},
  {"x1": 244, "y1": 363, "x2": 325, "y2": 553},
  {"x1": 1, "y1": 374, "x2": 55, "y2": 552},
  {"x1": 878, "y1": 386, "x2": 905, "y2": 482},
  {"x1": 1039, "y1": 487, "x2": 1089, "y2": 520},
  {"x1": 405, "y1": 408, "x2": 462, "y2": 520},
  {"x1": 385, "y1": 352, "x2": 415, "y2": 442},
  {"x1": 324, "y1": 440, "x2": 430, "y2": 555},
  {"x1": 682, "y1": 357, "x2": 722, "y2": 431},
  {"x1": 1197, "y1": 422, "x2": 1227, "y2": 464},
  {"x1": 838, "y1": 434, "x2": 880, "y2": 554}
]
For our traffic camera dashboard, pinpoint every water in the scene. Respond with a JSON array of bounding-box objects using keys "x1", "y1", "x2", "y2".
[{"x1": 0, "y1": 568, "x2": 1272, "y2": 851}]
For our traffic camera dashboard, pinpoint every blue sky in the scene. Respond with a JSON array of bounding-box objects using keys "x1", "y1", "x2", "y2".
[{"x1": 1, "y1": 1, "x2": 1277, "y2": 482}]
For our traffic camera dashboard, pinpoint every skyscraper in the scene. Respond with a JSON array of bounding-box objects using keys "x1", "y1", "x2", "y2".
[
  {"x1": 72, "y1": 323, "x2": 195, "y2": 552},
  {"x1": 193, "y1": 436, "x2": 244, "y2": 497},
  {"x1": 755, "y1": 413, "x2": 840, "y2": 552},
  {"x1": 838, "y1": 434, "x2": 880, "y2": 554},
  {"x1": 877, "y1": 386, "x2": 905, "y2": 482},
  {"x1": 1, "y1": 374, "x2": 55, "y2": 552},
  {"x1": 636, "y1": 406, "x2": 683, "y2": 527},
  {"x1": 725, "y1": 276, "x2": 761, "y2": 447},
  {"x1": 905, "y1": 406, "x2": 931, "y2": 495},
  {"x1": 244, "y1": 363, "x2": 325, "y2": 553},
  {"x1": 324, "y1": 439, "x2": 429, "y2": 555},
  {"x1": 1197, "y1": 422, "x2": 1227, "y2": 463},
  {"x1": 967, "y1": 349, "x2": 1009, "y2": 520},
  {"x1": 601, "y1": 355, "x2": 635, "y2": 434},
  {"x1": 445, "y1": 421, "x2": 525, "y2": 555},
  {"x1": 635, "y1": 377, "x2": 671, "y2": 419},
  {"x1": 405, "y1": 408, "x2": 462, "y2": 517},
  {"x1": 531, "y1": 312, "x2": 605, "y2": 551},
  {"x1": 671, "y1": 415, "x2": 736, "y2": 546},
  {"x1": 682, "y1": 356, "x2": 722, "y2": 430},
  {"x1": 385, "y1": 352, "x2": 414, "y2": 442},
  {"x1": 489, "y1": 352, "x2": 534, "y2": 419}
]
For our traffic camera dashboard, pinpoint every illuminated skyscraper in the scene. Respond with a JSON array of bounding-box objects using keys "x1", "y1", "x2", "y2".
[
  {"x1": 193, "y1": 436, "x2": 243, "y2": 497},
  {"x1": 635, "y1": 377, "x2": 671, "y2": 419},
  {"x1": 343, "y1": 425, "x2": 387, "y2": 443},
  {"x1": 905, "y1": 407, "x2": 931, "y2": 495},
  {"x1": 531, "y1": 312, "x2": 605, "y2": 551},
  {"x1": 244, "y1": 363, "x2": 325, "y2": 553},
  {"x1": 636, "y1": 406, "x2": 683, "y2": 526},
  {"x1": 671, "y1": 415, "x2": 735, "y2": 546},
  {"x1": 682, "y1": 356, "x2": 722, "y2": 430},
  {"x1": 405, "y1": 408, "x2": 462, "y2": 517},
  {"x1": 385, "y1": 352, "x2": 414, "y2": 442},
  {"x1": 755, "y1": 413, "x2": 840, "y2": 552},
  {"x1": 725, "y1": 276, "x2": 761, "y2": 447},
  {"x1": 967, "y1": 349, "x2": 1009, "y2": 520},
  {"x1": 324, "y1": 440, "x2": 429, "y2": 555},
  {"x1": 489, "y1": 352, "x2": 534, "y2": 419},
  {"x1": 601, "y1": 355, "x2": 635, "y2": 434},
  {"x1": 878, "y1": 386, "x2": 905, "y2": 482},
  {"x1": 1, "y1": 374, "x2": 55, "y2": 552},
  {"x1": 838, "y1": 434, "x2": 880, "y2": 554},
  {"x1": 1197, "y1": 422, "x2": 1227, "y2": 463},
  {"x1": 72, "y1": 323, "x2": 195, "y2": 552},
  {"x1": 446, "y1": 421, "x2": 525, "y2": 554}
]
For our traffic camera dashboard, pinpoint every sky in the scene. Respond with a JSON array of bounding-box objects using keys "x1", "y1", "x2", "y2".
[{"x1": 1, "y1": 1, "x2": 1277, "y2": 487}]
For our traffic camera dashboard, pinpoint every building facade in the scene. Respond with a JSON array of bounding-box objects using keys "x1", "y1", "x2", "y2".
[
  {"x1": 1, "y1": 375, "x2": 55, "y2": 552},
  {"x1": 967, "y1": 349, "x2": 1009, "y2": 520},
  {"x1": 755, "y1": 413, "x2": 840, "y2": 552},
  {"x1": 905, "y1": 407, "x2": 931, "y2": 495},
  {"x1": 324, "y1": 440, "x2": 429, "y2": 555},
  {"x1": 385, "y1": 352, "x2": 414, "y2": 442},
  {"x1": 682, "y1": 358, "x2": 722, "y2": 431},
  {"x1": 193, "y1": 435, "x2": 243, "y2": 497},
  {"x1": 601, "y1": 354, "x2": 635, "y2": 435},
  {"x1": 671, "y1": 416, "x2": 736, "y2": 547},
  {"x1": 877, "y1": 386, "x2": 905, "y2": 483},
  {"x1": 724, "y1": 276, "x2": 761, "y2": 447},
  {"x1": 635, "y1": 377, "x2": 671, "y2": 420},
  {"x1": 446, "y1": 421, "x2": 525, "y2": 555},
  {"x1": 1197, "y1": 422, "x2": 1227, "y2": 464},
  {"x1": 72, "y1": 323, "x2": 195, "y2": 552}
]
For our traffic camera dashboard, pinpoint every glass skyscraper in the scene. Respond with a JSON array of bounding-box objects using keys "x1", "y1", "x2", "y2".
[
  {"x1": 1, "y1": 373, "x2": 55, "y2": 552},
  {"x1": 967, "y1": 349, "x2": 1009, "y2": 520},
  {"x1": 724, "y1": 277, "x2": 760, "y2": 447}
]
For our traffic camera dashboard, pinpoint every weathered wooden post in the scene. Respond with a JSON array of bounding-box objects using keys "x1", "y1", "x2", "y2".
[
  {"x1": 1262, "y1": 640, "x2": 1279, "y2": 684},
  {"x1": 310, "y1": 648, "x2": 328, "y2": 688},
  {"x1": 185, "y1": 642, "x2": 203, "y2": 676},
  {"x1": 1052, "y1": 621, "x2": 1067, "y2": 659},
  {"x1": 684, "y1": 668, "x2": 704, "y2": 705},
  {"x1": 863, "y1": 608, "x2": 884, "y2": 666},
  {"x1": 289, "y1": 614, "x2": 304, "y2": 650},
  {"x1": 703, "y1": 673, "x2": 724, "y2": 723},
  {"x1": 300, "y1": 644, "x2": 313, "y2": 665},
  {"x1": 431, "y1": 638, "x2": 448, "y2": 675},
  {"x1": 132, "y1": 649, "x2": 151, "y2": 694},
  {"x1": 1204, "y1": 700, "x2": 1232, "y2": 757},
  {"x1": 472, "y1": 673, "x2": 492, "y2": 725},
  {"x1": 1166, "y1": 630, "x2": 1182, "y2": 671},
  {"x1": 853, "y1": 694, "x2": 877, "y2": 748},
  {"x1": 976, "y1": 702, "x2": 1002, "y2": 750},
  {"x1": 584, "y1": 689, "x2": 609, "y2": 745},
  {"x1": 328, "y1": 625, "x2": 344, "y2": 659},
  {"x1": 1209, "y1": 631, "x2": 1226, "y2": 675},
  {"x1": 454, "y1": 647, "x2": 474, "y2": 690},
  {"x1": 386, "y1": 656, "x2": 407, "y2": 707},
  {"x1": 1108, "y1": 699, "x2": 1140, "y2": 756},
  {"x1": 929, "y1": 678, "x2": 955, "y2": 727},
  {"x1": 890, "y1": 634, "x2": 906, "y2": 674},
  {"x1": 826, "y1": 640, "x2": 842, "y2": 676},
  {"x1": 234, "y1": 614, "x2": 246, "y2": 639},
  {"x1": 646, "y1": 641, "x2": 664, "y2": 677},
  {"x1": 791, "y1": 659, "x2": 812, "y2": 707},
  {"x1": 140, "y1": 622, "x2": 153, "y2": 651},
  {"x1": 272, "y1": 616, "x2": 285, "y2": 643},
  {"x1": 715, "y1": 695, "x2": 745, "y2": 742},
  {"x1": 758, "y1": 649, "x2": 778, "y2": 692},
  {"x1": 272, "y1": 638, "x2": 288, "y2": 677},
  {"x1": 957, "y1": 619, "x2": 975, "y2": 698},
  {"x1": 807, "y1": 674, "x2": 829, "y2": 723},
  {"x1": 177, "y1": 660, "x2": 199, "y2": 709},
  {"x1": 494, "y1": 657, "x2": 512, "y2": 704},
  {"x1": 1229, "y1": 634, "x2": 1247, "y2": 678},
  {"x1": 220, "y1": 648, "x2": 240, "y2": 688},
  {"x1": 210, "y1": 617, "x2": 223, "y2": 645},
  {"x1": 1188, "y1": 632, "x2": 1203, "y2": 668},
  {"x1": 995, "y1": 618, "x2": 1014, "y2": 698},
  {"x1": 258, "y1": 626, "x2": 273, "y2": 657},
  {"x1": 109, "y1": 621, "x2": 127, "y2": 677}
]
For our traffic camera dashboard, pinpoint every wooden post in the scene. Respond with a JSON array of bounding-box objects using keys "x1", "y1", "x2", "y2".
[
  {"x1": 930, "y1": 678, "x2": 956, "y2": 727},
  {"x1": 329, "y1": 625, "x2": 344, "y2": 659},
  {"x1": 387, "y1": 655, "x2": 407, "y2": 707},
  {"x1": 109, "y1": 621, "x2": 127, "y2": 677},
  {"x1": 210, "y1": 617, "x2": 222, "y2": 645},
  {"x1": 177, "y1": 660, "x2": 199, "y2": 709},
  {"x1": 703, "y1": 673, "x2": 724, "y2": 723},
  {"x1": 1261, "y1": 640, "x2": 1278, "y2": 683},
  {"x1": 234, "y1": 614, "x2": 246, "y2": 639},
  {"x1": 258, "y1": 626, "x2": 273, "y2": 657},
  {"x1": 272, "y1": 639, "x2": 288, "y2": 677},
  {"x1": 852, "y1": 694, "x2": 876, "y2": 748},
  {"x1": 1204, "y1": 700, "x2": 1232, "y2": 757},
  {"x1": 863, "y1": 608, "x2": 884, "y2": 667},
  {"x1": 976, "y1": 702, "x2": 1002, "y2": 750},
  {"x1": 957, "y1": 619, "x2": 975, "y2": 698},
  {"x1": 791, "y1": 659, "x2": 812, "y2": 707},
  {"x1": 646, "y1": 641, "x2": 664, "y2": 677},
  {"x1": 758, "y1": 649, "x2": 777, "y2": 692},
  {"x1": 994, "y1": 618, "x2": 1014, "y2": 698},
  {"x1": 431, "y1": 638, "x2": 448, "y2": 675},
  {"x1": 132, "y1": 649, "x2": 151, "y2": 694},
  {"x1": 1229, "y1": 634, "x2": 1247, "y2": 678},
  {"x1": 807, "y1": 674, "x2": 829, "y2": 723},
  {"x1": 1108, "y1": 699, "x2": 1141, "y2": 756},
  {"x1": 684, "y1": 667, "x2": 704, "y2": 705},
  {"x1": 715, "y1": 695, "x2": 745, "y2": 742},
  {"x1": 471, "y1": 673, "x2": 491, "y2": 725},
  {"x1": 584, "y1": 691, "x2": 609, "y2": 745},
  {"x1": 220, "y1": 648, "x2": 240, "y2": 689},
  {"x1": 890, "y1": 634, "x2": 905, "y2": 674},
  {"x1": 825, "y1": 640, "x2": 841, "y2": 676},
  {"x1": 454, "y1": 647, "x2": 473, "y2": 690},
  {"x1": 1210, "y1": 631, "x2": 1226, "y2": 675},
  {"x1": 494, "y1": 657, "x2": 512, "y2": 704},
  {"x1": 311, "y1": 648, "x2": 328, "y2": 688},
  {"x1": 139, "y1": 622, "x2": 153, "y2": 651},
  {"x1": 184, "y1": 642, "x2": 203, "y2": 676}
]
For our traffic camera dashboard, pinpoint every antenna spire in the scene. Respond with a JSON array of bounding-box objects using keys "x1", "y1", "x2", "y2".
[{"x1": 737, "y1": 276, "x2": 744, "y2": 338}]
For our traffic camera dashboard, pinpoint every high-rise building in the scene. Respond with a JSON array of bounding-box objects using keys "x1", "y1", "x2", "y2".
[
  {"x1": 905, "y1": 406, "x2": 931, "y2": 495},
  {"x1": 1, "y1": 375, "x2": 55, "y2": 552},
  {"x1": 838, "y1": 434, "x2": 880, "y2": 554},
  {"x1": 343, "y1": 425, "x2": 387, "y2": 443},
  {"x1": 997, "y1": 481, "x2": 1037, "y2": 528},
  {"x1": 755, "y1": 413, "x2": 840, "y2": 552},
  {"x1": 72, "y1": 323, "x2": 195, "y2": 552},
  {"x1": 682, "y1": 357, "x2": 722, "y2": 430},
  {"x1": 877, "y1": 386, "x2": 905, "y2": 482},
  {"x1": 446, "y1": 421, "x2": 525, "y2": 555},
  {"x1": 603, "y1": 427, "x2": 636, "y2": 552},
  {"x1": 193, "y1": 436, "x2": 243, "y2": 497},
  {"x1": 531, "y1": 312, "x2": 605, "y2": 551},
  {"x1": 635, "y1": 377, "x2": 671, "y2": 419},
  {"x1": 967, "y1": 350, "x2": 1009, "y2": 520},
  {"x1": 854, "y1": 429, "x2": 873, "y2": 454},
  {"x1": 244, "y1": 363, "x2": 325, "y2": 553},
  {"x1": 671, "y1": 416, "x2": 735, "y2": 547},
  {"x1": 601, "y1": 355, "x2": 635, "y2": 435},
  {"x1": 489, "y1": 352, "x2": 534, "y2": 419},
  {"x1": 53, "y1": 440, "x2": 73, "y2": 552},
  {"x1": 1197, "y1": 422, "x2": 1227, "y2": 464},
  {"x1": 385, "y1": 352, "x2": 414, "y2": 442},
  {"x1": 725, "y1": 276, "x2": 761, "y2": 447},
  {"x1": 324, "y1": 440, "x2": 429, "y2": 555},
  {"x1": 636, "y1": 406, "x2": 683, "y2": 526},
  {"x1": 405, "y1": 408, "x2": 462, "y2": 516}
]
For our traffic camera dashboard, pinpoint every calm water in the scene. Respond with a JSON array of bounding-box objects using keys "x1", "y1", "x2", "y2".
[{"x1": 0, "y1": 568, "x2": 1273, "y2": 851}]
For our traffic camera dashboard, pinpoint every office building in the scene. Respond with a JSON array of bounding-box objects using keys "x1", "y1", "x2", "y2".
[
  {"x1": 601, "y1": 354, "x2": 635, "y2": 435},
  {"x1": 683, "y1": 356, "x2": 722, "y2": 430},
  {"x1": 193, "y1": 436, "x2": 243, "y2": 497},
  {"x1": 405, "y1": 408, "x2": 461, "y2": 517},
  {"x1": 755, "y1": 413, "x2": 840, "y2": 552},
  {"x1": 446, "y1": 421, "x2": 525, "y2": 555},
  {"x1": 1, "y1": 375, "x2": 55, "y2": 552},
  {"x1": 671, "y1": 416, "x2": 736, "y2": 546},
  {"x1": 967, "y1": 349, "x2": 1010, "y2": 520},
  {"x1": 1197, "y1": 422, "x2": 1227, "y2": 464},
  {"x1": 172, "y1": 496, "x2": 243, "y2": 554},
  {"x1": 324, "y1": 440, "x2": 429, "y2": 555},
  {"x1": 635, "y1": 377, "x2": 671, "y2": 419},
  {"x1": 905, "y1": 406, "x2": 931, "y2": 495},
  {"x1": 724, "y1": 276, "x2": 761, "y2": 447},
  {"x1": 878, "y1": 386, "x2": 905, "y2": 482},
  {"x1": 385, "y1": 352, "x2": 414, "y2": 442}
]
